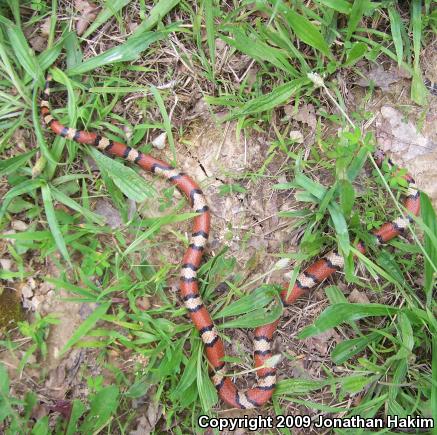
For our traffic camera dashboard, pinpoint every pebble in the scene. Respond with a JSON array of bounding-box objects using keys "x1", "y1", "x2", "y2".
[
  {"x1": 0, "y1": 259, "x2": 12, "y2": 271},
  {"x1": 12, "y1": 220, "x2": 28, "y2": 231},
  {"x1": 21, "y1": 284, "x2": 34, "y2": 299},
  {"x1": 152, "y1": 132, "x2": 167, "y2": 149}
]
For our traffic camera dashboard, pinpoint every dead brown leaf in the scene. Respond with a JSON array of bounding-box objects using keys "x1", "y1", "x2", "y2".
[
  {"x1": 74, "y1": 0, "x2": 99, "y2": 36},
  {"x1": 129, "y1": 402, "x2": 163, "y2": 435},
  {"x1": 376, "y1": 104, "x2": 437, "y2": 208},
  {"x1": 356, "y1": 64, "x2": 410, "y2": 91},
  {"x1": 348, "y1": 288, "x2": 370, "y2": 304},
  {"x1": 29, "y1": 35, "x2": 46, "y2": 53},
  {"x1": 94, "y1": 199, "x2": 123, "y2": 229},
  {"x1": 303, "y1": 328, "x2": 339, "y2": 356},
  {"x1": 285, "y1": 103, "x2": 317, "y2": 130},
  {"x1": 377, "y1": 106, "x2": 433, "y2": 160}
]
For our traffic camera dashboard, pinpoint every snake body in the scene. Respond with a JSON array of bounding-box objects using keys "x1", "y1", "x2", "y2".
[{"x1": 41, "y1": 74, "x2": 420, "y2": 408}]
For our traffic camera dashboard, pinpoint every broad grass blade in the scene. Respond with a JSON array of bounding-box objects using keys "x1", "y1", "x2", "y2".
[
  {"x1": 285, "y1": 10, "x2": 333, "y2": 58},
  {"x1": 60, "y1": 301, "x2": 112, "y2": 355},
  {"x1": 133, "y1": 0, "x2": 181, "y2": 34},
  {"x1": 89, "y1": 147, "x2": 155, "y2": 202},
  {"x1": 82, "y1": 0, "x2": 132, "y2": 39},
  {"x1": 421, "y1": 193, "x2": 437, "y2": 306},
  {"x1": 66, "y1": 31, "x2": 168, "y2": 76},
  {"x1": 41, "y1": 183, "x2": 71, "y2": 263}
]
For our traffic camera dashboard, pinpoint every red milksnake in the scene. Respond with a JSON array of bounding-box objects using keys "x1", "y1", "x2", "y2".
[{"x1": 40, "y1": 74, "x2": 421, "y2": 409}]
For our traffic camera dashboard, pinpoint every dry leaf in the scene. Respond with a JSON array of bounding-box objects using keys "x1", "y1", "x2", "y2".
[
  {"x1": 376, "y1": 104, "x2": 437, "y2": 209},
  {"x1": 348, "y1": 288, "x2": 370, "y2": 304},
  {"x1": 304, "y1": 329, "x2": 339, "y2": 356},
  {"x1": 356, "y1": 64, "x2": 406, "y2": 91},
  {"x1": 376, "y1": 106, "x2": 435, "y2": 160},
  {"x1": 29, "y1": 35, "x2": 46, "y2": 52},
  {"x1": 285, "y1": 103, "x2": 317, "y2": 130},
  {"x1": 129, "y1": 402, "x2": 163, "y2": 435},
  {"x1": 94, "y1": 199, "x2": 122, "y2": 229},
  {"x1": 74, "y1": 0, "x2": 99, "y2": 36}
]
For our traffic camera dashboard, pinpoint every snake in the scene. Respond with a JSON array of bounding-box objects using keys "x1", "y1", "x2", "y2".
[{"x1": 40, "y1": 73, "x2": 421, "y2": 409}]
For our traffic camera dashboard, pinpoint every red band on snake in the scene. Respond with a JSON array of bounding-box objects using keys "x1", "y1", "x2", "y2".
[{"x1": 41, "y1": 74, "x2": 420, "y2": 409}]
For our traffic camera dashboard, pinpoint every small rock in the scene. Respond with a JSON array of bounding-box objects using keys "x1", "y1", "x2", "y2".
[
  {"x1": 152, "y1": 132, "x2": 167, "y2": 149},
  {"x1": 40, "y1": 18, "x2": 50, "y2": 36},
  {"x1": 39, "y1": 282, "x2": 55, "y2": 295},
  {"x1": 215, "y1": 38, "x2": 226, "y2": 52},
  {"x1": 136, "y1": 297, "x2": 151, "y2": 311},
  {"x1": 21, "y1": 284, "x2": 34, "y2": 299},
  {"x1": 0, "y1": 259, "x2": 12, "y2": 271},
  {"x1": 31, "y1": 295, "x2": 42, "y2": 311},
  {"x1": 12, "y1": 220, "x2": 28, "y2": 231},
  {"x1": 40, "y1": 302, "x2": 51, "y2": 314},
  {"x1": 192, "y1": 98, "x2": 209, "y2": 114},
  {"x1": 289, "y1": 130, "x2": 304, "y2": 143},
  {"x1": 27, "y1": 354, "x2": 37, "y2": 364}
]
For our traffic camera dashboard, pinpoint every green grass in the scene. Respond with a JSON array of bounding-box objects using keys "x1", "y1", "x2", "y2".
[{"x1": 0, "y1": 0, "x2": 436, "y2": 433}]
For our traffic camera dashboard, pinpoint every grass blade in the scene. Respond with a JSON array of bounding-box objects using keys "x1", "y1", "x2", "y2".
[
  {"x1": 421, "y1": 193, "x2": 437, "y2": 306},
  {"x1": 41, "y1": 183, "x2": 71, "y2": 264},
  {"x1": 32, "y1": 86, "x2": 57, "y2": 164},
  {"x1": 60, "y1": 301, "x2": 112, "y2": 355},
  {"x1": 344, "y1": 41, "x2": 368, "y2": 66},
  {"x1": 124, "y1": 212, "x2": 199, "y2": 255},
  {"x1": 66, "y1": 31, "x2": 168, "y2": 76},
  {"x1": 215, "y1": 285, "x2": 278, "y2": 318},
  {"x1": 82, "y1": 0, "x2": 132, "y2": 39},
  {"x1": 51, "y1": 68, "x2": 77, "y2": 126},
  {"x1": 432, "y1": 334, "x2": 437, "y2": 433},
  {"x1": 50, "y1": 187, "x2": 105, "y2": 226},
  {"x1": 314, "y1": 0, "x2": 352, "y2": 14},
  {"x1": 150, "y1": 85, "x2": 176, "y2": 161},
  {"x1": 388, "y1": 5, "x2": 404, "y2": 66},
  {"x1": 219, "y1": 27, "x2": 295, "y2": 74},
  {"x1": 298, "y1": 303, "x2": 400, "y2": 339},
  {"x1": 65, "y1": 31, "x2": 83, "y2": 69},
  {"x1": 328, "y1": 202, "x2": 350, "y2": 256},
  {"x1": 204, "y1": 0, "x2": 215, "y2": 74},
  {"x1": 196, "y1": 344, "x2": 217, "y2": 411},
  {"x1": 346, "y1": 0, "x2": 367, "y2": 41},
  {"x1": 0, "y1": 150, "x2": 36, "y2": 177},
  {"x1": 285, "y1": 9, "x2": 333, "y2": 58},
  {"x1": 133, "y1": 0, "x2": 181, "y2": 34},
  {"x1": 0, "y1": 179, "x2": 43, "y2": 220},
  {"x1": 5, "y1": 22, "x2": 43, "y2": 83},
  {"x1": 89, "y1": 147, "x2": 155, "y2": 202},
  {"x1": 219, "y1": 303, "x2": 282, "y2": 329},
  {"x1": 223, "y1": 79, "x2": 306, "y2": 119},
  {"x1": 411, "y1": 0, "x2": 427, "y2": 104},
  {"x1": 0, "y1": 24, "x2": 31, "y2": 104}
]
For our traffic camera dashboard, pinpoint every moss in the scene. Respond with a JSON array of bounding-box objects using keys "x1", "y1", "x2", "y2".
[{"x1": 0, "y1": 288, "x2": 23, "y2": 331}]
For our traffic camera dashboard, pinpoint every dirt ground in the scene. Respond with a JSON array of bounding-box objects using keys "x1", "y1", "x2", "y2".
[{"x1": 1, "y1": 3, "x2": 436, "y2": 432}]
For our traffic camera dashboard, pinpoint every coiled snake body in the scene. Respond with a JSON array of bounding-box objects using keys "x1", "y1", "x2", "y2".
[{"x1": 41, "y1": 74, "x2": 420, "y2": 409}]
